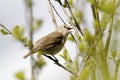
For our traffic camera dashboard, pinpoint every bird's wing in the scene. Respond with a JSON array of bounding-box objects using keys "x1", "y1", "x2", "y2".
[{"x1": 32, "y1": 32, "x2": 64, "y2": 52}]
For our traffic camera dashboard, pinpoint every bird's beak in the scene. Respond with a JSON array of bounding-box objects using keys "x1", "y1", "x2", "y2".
[
  {"x1": 66, "y1": 27, "x2": 73, "y2": 30},
  {"x1": 66, "y1": 27, "x2": 73, "y2": 33}
]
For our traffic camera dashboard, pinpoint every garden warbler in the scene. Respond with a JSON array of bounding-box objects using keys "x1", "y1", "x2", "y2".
[{"x1": 23, "y1": 25, "x2": 72, "y2": 59}]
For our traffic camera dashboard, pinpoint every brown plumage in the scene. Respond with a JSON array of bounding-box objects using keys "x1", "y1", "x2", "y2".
[{"x1": 23, "y1": 25, "x2": 72, "y2": 59}]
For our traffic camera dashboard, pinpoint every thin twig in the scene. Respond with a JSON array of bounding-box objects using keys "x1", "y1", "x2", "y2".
[
  {"x1": 42, "y1": 54, "x2": 76, "y2": 76},
  {"x1": 27, "y1": 1, "x2": 35, "y2": 80},
  {"x1": 114, "y1": 1, "x2": 120, "y2": 80},
  {"x1": 70, "y1": 33, "x2": 78, "y2": 44},
  {"x1": 49, "y1": 1, "x2": 66, "y2": 25},
  {"x1": 48, "y1": 0, "x2": 58, "y2": 29},
  {"x1": 104, "y1": 15, "x2": 114, "y2": 58},
  {"x1": 91, "y1": 0, "x2": 101, "y2": 34},
  {"x1": 84, "y1": 29, "x2": 104, "y2": 64},
  {"x1": 104, "y1": 0, "x2": 119, "y2": 58},
  {"x1": 0, "y1": 23, "x2": 12, "y2": 34},
  {"x1": 61, "y1": 6, "x2": 70, "y2": 20},
  {"x1": 114, "y1": 61, "x2": 119, "y2": 80},
  {"x1": 54, "y1": 0, "x2": 70, "y2": 19},
  {"x1": 64, "y1": 0, "x2": 83, "y2": 36}
]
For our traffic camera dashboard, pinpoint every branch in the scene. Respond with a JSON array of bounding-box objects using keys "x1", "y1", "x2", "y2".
[
  {"x1": 49, "y1": 0, "x2": 66, "y2": 25},
  {"x1": 114, "y1": 61, "x2": 120, "y2": 80},
  {"x1": 91, "y1": 0, "x2": 101, "y2": 35},
  {"x1": 48, "y1": 0, "x2": 58, "y2": 29},
  {"x1": 64, "y1": 0, "x2": 83, "y2": 36},
  {"x1": 61, "y1": 6, "x2": 70, "y2": 20},
  {"x1": 104, "y1": 15, "x2": 114, "y2": 58},
  {"x1": 0, "y1": 23, "x2": 12, "y2": 34},
  {"x1": 25, "y1": 0, "x2": 35, "y2": 79},
  {"x1": 42, "y1": 54, "x2": 76, "y2": 76},
  {"x1": 104, "y1": 0, "x2": 120, "y2": 58}
]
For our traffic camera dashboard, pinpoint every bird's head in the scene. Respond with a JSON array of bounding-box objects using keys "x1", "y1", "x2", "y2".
[{"x1": 57, "y1": 24, "x2": 72, "y2": 36}]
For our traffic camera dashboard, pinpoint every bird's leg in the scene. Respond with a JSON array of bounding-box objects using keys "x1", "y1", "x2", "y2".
[
  {"x1": 42, "y1": 54, "x2": 58, "y2": 63},
  {"x1": 52, "y1": 55, "x2": 58, "y2": 63},
  {"x1": 42, "y1": 54, "x2": 53, "y2": 60}
]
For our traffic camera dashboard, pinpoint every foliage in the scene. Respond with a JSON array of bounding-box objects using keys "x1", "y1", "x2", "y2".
[
  {"x1": 15, "y1": 71, "x2": 25, "y2": 80},
  {"x1": 56, "y1": 0, "x2": 120, "y2": 80},
  {"x1": 0, "y1": 29, "x2": 9, "y2": 35},
  {"x1": 0, "y1": 0, "x2": 120, "y2": 80}
]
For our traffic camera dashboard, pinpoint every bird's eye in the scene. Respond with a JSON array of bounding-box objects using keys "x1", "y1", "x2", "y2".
[{"x1": 64, "y1": 25, "x2": 66, "y2": 28}]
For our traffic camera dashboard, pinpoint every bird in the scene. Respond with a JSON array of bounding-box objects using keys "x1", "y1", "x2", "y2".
[{"x1": 23, "y1": 24, "x2": 72, "y2": 59}]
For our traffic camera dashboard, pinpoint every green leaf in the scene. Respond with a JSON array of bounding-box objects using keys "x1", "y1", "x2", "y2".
[
  {"x1": 78, "y1": 67, "x2": 91, "y2": 80},
  {"x1": 114, "y1": 20, "x2": 120, "y2": 32},
  {"x1": 111, "y1": 49, "x2": 117, "y2": 58},
  {"x1": 0, "y1": 29, "x2": 9, "y2": 35},
  {"x1": 99, "y1": 0, "x2": 115, "y2": 13},
  {"x1": 35, "y1": 58, "x2": 46, "y2": 69},
  {"x1": 63, "y1": 49, "x2": 69, "y2": 61},
  {"x1": 115, "y1": 51, "x2": 120, "y2": 62},
  {"x1": 59, "y1": 49, "x2": 70, "y2": 62},
  {"x1": 35, "y1": 53, "x2": 46, "y2": 69},
  {"x1": 15, "y1": 71, "x2": 25, "y2": 80},
  {"x1": 108, "y1": 57, "x2": 114, "y2": 60},
  {"x1": 12, "y1": 25, "x2": 24, "y2": 40},
  {"x1": 26, "y1": 40, "x2": 33, "y2": 48},
  {"x1": 24, "y1": 0, "x2": 33, "y2": 7},
  {"x1": 12, "y1": 25, "x2": 30, "y2": 47},
  {"x1": 21, "y1": 37, "x2": 31, "y2": 47},
  {"x1": 33, "y1": 19, "x2": 42, "y2": 31},
  {"x1": 68, "y1": 0, "x2": 73, "y2": 6},
  {"x1": 87, "y1": 0, "x2": 95, "y2": 4},
  {"x1": 100, "y1": 13, "x2": 111, "y2": 29},
  {"x1": 68, "y1": 35, "x2": 74, "y2": 41},
  {"x1": 78, "y1": 43, "x2": 85, "y2": 53},
  {"x1": 94, "y1": 20, "x2": 99, "y2": 29},
  {"x1": 70, "y1": 75, "x2": 76, "y2": 80},
  {"x1": 74, "y1": 9, "x2": 83, "y2": 24},
  {"x1": 37, "y1": 51, "x2": 42, "y2": 58},
  {"x1": 83, "y1": 28, "x2": 95, "y2": 46},
  {"x1": 97, "y1": 39, "x2": 104, "y2": 53}
]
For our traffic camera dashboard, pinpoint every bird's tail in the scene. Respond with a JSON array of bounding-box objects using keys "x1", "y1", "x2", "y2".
[{"x1": 23, "y1": 50, "x2": 33, "y2": 59}]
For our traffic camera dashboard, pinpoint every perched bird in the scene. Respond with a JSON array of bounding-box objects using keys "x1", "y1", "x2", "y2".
[{"x1": 23, "y1": 25, "x2": 72, "y2": 59}]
